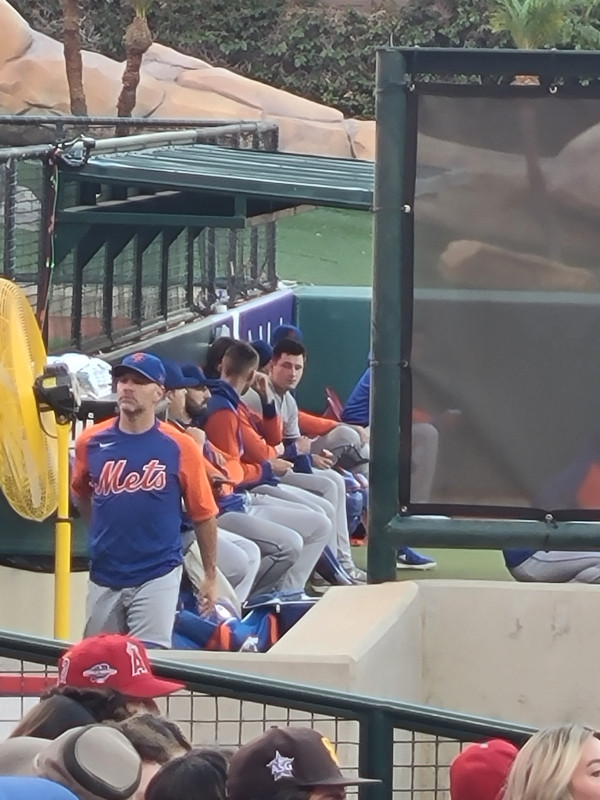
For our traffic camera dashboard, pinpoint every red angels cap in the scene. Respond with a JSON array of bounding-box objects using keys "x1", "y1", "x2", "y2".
[
  {"x1": 57, "y1": 635, "x2": 184, "y2": 699},
  {"x1": 450, "y1": 739, "x2": 519, "y2": 800}
]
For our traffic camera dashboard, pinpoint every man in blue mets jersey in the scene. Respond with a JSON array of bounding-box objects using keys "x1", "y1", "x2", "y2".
[{"x1": 72, "y1": 352, "x2": 219, "y2": 649}]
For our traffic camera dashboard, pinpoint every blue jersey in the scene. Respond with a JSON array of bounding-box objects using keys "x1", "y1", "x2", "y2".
[
  {"x1": 341, "y1": 368, "x2": 370, "y2": 427},
  {"x1": 72, "y1": 418, "x2": 217, "y2": 589}
]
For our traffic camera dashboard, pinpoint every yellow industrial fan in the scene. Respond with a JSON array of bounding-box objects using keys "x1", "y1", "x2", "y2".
[{"x1": 0, "y1": 277, "x2": 78, "y2": 638}]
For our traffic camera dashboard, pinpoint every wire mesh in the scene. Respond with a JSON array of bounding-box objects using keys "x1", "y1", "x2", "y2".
[
  {"x1": 0, "y1": 656, "x2": 494, "y2": 800},
  {"x1": 0, "y1": 159, "x2": 43, "y2": 299},
  {"x1": 0, "y1": 123, "x2": 281, "y2": 352}
]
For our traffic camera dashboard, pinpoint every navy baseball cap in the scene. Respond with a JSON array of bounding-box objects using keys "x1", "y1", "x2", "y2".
[
  {"x1": 181, "y1": 364, "x2": 210, "y2": 387},
  {"x1": 251, "y1": 340, "x2": 273, "y2": 370},
  {"x1": 162, "y1": 359, "x2": 198, "y2": 391},
  {"x1": 112, "y1": 353, "x2": 166, "y2": 385}
]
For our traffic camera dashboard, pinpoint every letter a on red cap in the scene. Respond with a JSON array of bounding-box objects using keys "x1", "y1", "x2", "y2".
[{"x1": 126, "y1": 641, "x2": 149, "y2": 677}]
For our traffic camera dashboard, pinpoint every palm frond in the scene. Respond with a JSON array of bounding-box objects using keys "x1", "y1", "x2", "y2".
[{"x1": 492, "y1": 0, "x2": 568, "y2": 47}]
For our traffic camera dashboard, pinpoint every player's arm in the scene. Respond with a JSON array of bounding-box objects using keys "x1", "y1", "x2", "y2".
[
  {"x1": 298, "y1": 410, "x2": 338, "y2": 436},
  {"x1": 174, "y1": 431, "x2": 220, "y2": 613},
  {"x1": 248, "y1": 374, "x2": 283, "y2": 445},
  {"x1": 204, "y1": 408, "x2": 241, "y2": 458},
  {"x1": 193, "y1": 516, "x2": 218, "y2": 613},
  {"x1": 71, "y1": 433, "x2": 93, "y2": 524}
]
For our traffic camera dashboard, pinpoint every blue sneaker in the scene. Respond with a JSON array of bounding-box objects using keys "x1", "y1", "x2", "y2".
[{"x1": 396, "y1": 547, "x2": 436, "y2": 570}]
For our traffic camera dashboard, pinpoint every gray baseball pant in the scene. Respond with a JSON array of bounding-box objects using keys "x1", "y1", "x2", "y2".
[
  {"x1": 509, "y1": 552, "x2": 600, "y2": 583},
  {"x1": 85, "y1": 565, "x2": 183, "y2": 649},
  {"x1": 279, "y1": 469, "x2": 354, "y2": 569},
  {"x1": 217, "y1": 528, "x2": 261, "y2": 603}
]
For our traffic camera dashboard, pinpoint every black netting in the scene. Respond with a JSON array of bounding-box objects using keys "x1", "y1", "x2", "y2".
[{"x1": 409, "y1": 91, "x2": 600, "y2": 513}]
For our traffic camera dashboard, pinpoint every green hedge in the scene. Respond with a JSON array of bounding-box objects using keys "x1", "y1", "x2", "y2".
[{"x1": 14, "y1": 0, "x2": 508, "y2": 118}]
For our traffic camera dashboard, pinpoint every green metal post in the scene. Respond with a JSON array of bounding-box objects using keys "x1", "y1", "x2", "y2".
[
  {"x1": 368, "y1": 49, "x2": 408, "y2": 583},
  {"x1": 359, "y1": 711, "x2": 394, "y2": 800}
]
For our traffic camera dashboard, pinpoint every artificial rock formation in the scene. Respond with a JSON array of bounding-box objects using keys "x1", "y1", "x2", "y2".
[{"x1": 0, "y1": 0, "x2": 375, "y2": 159}]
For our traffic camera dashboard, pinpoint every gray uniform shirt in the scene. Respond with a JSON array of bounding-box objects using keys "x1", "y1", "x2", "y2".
[{"x1": 244, "y1": 382, "x2": 300, "y2": 438}]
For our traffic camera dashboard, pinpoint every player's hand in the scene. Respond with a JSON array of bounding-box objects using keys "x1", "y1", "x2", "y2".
[
  {"x1": 251, "y1": 372, "x2": 271, "y2": 401},
  {"x1": 295, "y1": 436, "x2": 312, "y2": 455},
  {"x1": 269, "y1": 457, "x2": 293, "y2": 476},
  {"x1": 312, "y1": 452, "x2": 335, "y2": 470},
  {"x1": 186, "y1": 427, "x2": 206, "y2": 447},
  {"x1": 209, "y1": 474, "x2": 236, "y2": 492},
  {"x1": 198, "y1": 575, "x2": 218, "y2": 616}
]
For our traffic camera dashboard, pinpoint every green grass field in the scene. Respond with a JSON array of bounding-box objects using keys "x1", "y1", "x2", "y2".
[
  {"x1": 277, "y1": 208, "x2": 513, "y2": 583},
  {"x1": 277, "y1": 208, "x2": 373, "y2": 285},
  {"x1": 351, "y1": 546, "x2": 510, "y2": 582}
]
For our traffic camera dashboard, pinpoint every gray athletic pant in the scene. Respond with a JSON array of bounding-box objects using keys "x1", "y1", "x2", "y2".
[
  {"x1": 217, "y1": 529, "x2": 261, "y2": 603},
  {"x1": 411, "y1": 422, "x2": 439, "y2": 503},
  {"x1": 246, "y1": 491, "x2": 330, "y2": 591},
  {"x1": 218, "y1": 509, "x2": 302, "y2": 595},
  {"x1": 85, "y1": 565, "x2": 183, "y2": 649},
  {"x1": 509, "y1": 551, "x2": 600, "y2": 583},
  {"x1": 252, "y1": 482, "x2": 335, "y2": 528},
  {"x1": 311, "y1": 425, "x2": 370, "y2": 477},
  {"x1": 279, "y1": 469, "x2": 354, "y2": 569}
]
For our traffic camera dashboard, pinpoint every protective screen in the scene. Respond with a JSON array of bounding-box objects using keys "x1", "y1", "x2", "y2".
[{"x1": 408, "y1": 90, "x2": 600, "y2": 515}]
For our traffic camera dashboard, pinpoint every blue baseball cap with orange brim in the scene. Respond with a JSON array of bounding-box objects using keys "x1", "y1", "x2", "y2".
[{"x1": 112, "y1": 353, "x2": 166, "y2": 385}]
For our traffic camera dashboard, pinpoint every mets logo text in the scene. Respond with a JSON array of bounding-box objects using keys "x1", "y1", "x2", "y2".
[{"x1": 96, "y1": 459, "x2": 167, "y2": 494}]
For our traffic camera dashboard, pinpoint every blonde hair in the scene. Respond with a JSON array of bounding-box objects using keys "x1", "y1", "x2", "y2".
[{"x1": 503, "y1": 724, "x2": 596, "y2": 800}]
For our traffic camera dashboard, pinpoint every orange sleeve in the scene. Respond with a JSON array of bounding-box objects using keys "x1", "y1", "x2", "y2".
[
  {"x1": 204, "y1": 408, "x2": 241, "y2": 458},
  {"x1": 71, "y1": 418, "x2": 114, "y2": 498},
  {"x1": 412, "y1": 408, "x2": 432, "y2": 424},
  {"x1": 255, "y1": 409, "x2": 283, "y2": 446},
  {"x1": 204, "y1": 409, "x2": 263, "y2": 486},
  {"x1": 298, "y1": 410, "x2": 338, "y2": 436},
  {"x1": 159, "y1": 423, "x2": 218, "y2": 522},
  {"x1": 240, "y1": 410, "x2": 277, "y2": 464}
]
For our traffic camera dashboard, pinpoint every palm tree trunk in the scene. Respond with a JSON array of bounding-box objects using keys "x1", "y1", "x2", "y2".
[
  {"x1": 116, "y1": 15, "x2": 152, "y2": 135},
  {"x1": 62, "y1": 0, "x2": 87, "y2": 116}
]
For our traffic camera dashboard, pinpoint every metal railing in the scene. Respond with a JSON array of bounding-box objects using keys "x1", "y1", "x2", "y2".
[
  {"x1": 0, "y1": 118, "x2": 279, "y2": 353},
  {"x1": 0, "y1": 630, "x2": 533, "y2": 800}
]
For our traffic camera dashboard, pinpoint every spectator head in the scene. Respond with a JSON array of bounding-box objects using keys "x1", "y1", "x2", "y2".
[
  {"x1": 109, "y1": 714, "x2": 191, "y2": 763},
  {"x1": 503, "y1": 724, "x2": 600, "y2": 800},
  {"x1": 204, "y1": 337, "x2": 236, "y2": 379},
  {"x1": 270, "y1": 340, "x2": 307, "y2": 393},
  {"x1": 36, "y1": 725, "x2": 141, "y2": 800},
  {"x1": 145, "y1": 748, "x2": 228, "y2": 800},
  {"x1": 270, "y1": 325, "x2": 303, "y2": 347},
  {"x1": 0, "y1": 738, "x2": 48, "y2": 775},
  {"x1": 220, "y1": 342, "x2": 259, "y2": 392},
  {"x1": 0, "y1": 725, "x2": 141, "y2": 800},
  {"x1": 0, "y1": 776, "x2": 79, "y2": 800},
  {"x1": 250, "y1": 340, "x2": 273, "y2": 372},
  {"x1": 181, "y1": 364, "x2": 212, "y2": 418},
  {"x1": 227, "y1": 727, "x2": 379, "y2": 800},
  {"x1": 10, "y1": 694, "x2": 97, "y2": 740},
  {"x1": 56, "y1": 634, "x2": 184, "y2": 715},
  {"x1": 450, "y1": 740, "x2": 518, "y2": 800},
  {"x1": 108, "y1": 715, "x2": 191, "y2": 800}
]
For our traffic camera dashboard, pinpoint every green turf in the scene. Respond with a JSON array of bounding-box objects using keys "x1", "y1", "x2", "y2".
[
  {"x1": 351, "y1": 546, "x2": 511, "y2": 582},
  {"x1": 277, "y1": 208, "x2": 372, "y2": 285}
]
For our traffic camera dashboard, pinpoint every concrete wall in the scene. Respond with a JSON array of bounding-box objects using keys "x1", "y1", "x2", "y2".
[
  {"x1": 0, "y1": 566, "x2": 87, "y2": 640},
  {"x1": 421, "y1": 580, "x2": 600, "y2": 728},
  {"x1": 161, "y1": 580, "x2": 600, "y2": 730}
]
